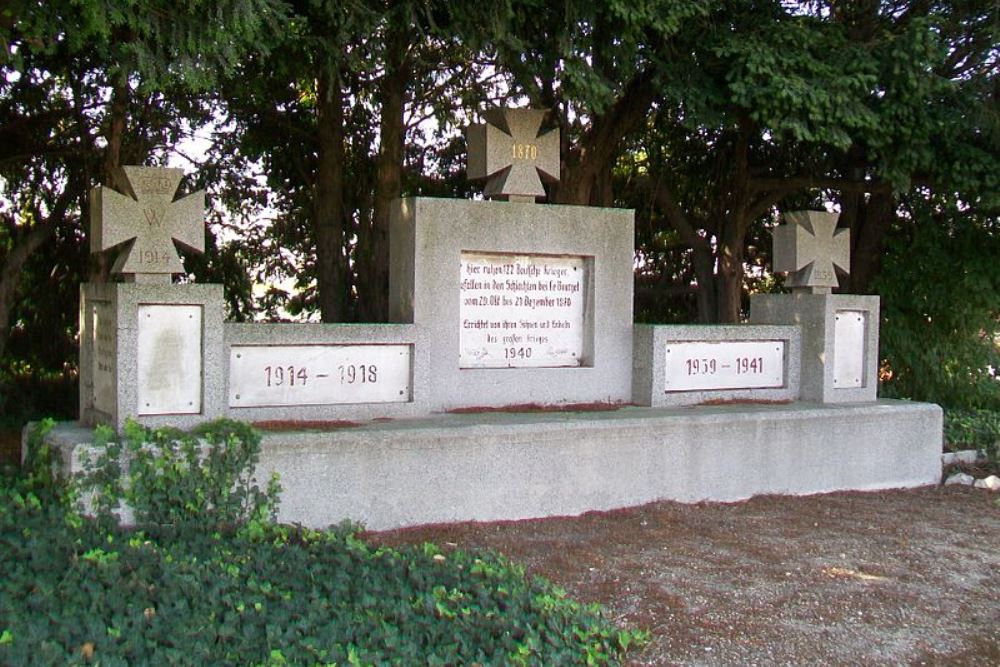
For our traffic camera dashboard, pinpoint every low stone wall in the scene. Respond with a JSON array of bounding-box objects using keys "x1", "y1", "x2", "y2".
[{"x1": 41, "y1": 399, "x2": 942, "y2": 531}]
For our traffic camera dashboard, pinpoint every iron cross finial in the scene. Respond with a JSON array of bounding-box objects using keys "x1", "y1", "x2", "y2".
[
  {"x1": 466, "y1": 108, "x2": 560, "y2": 203},
  {"x1": 772, "y1": 210, "x2": 850, "y2": 294},
  {"x1": 90, "y1": 166, "x2": 205, "y2": 282}
]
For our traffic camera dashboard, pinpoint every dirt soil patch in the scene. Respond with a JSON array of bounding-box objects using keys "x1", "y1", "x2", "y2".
[
  {"x1": 0, "y1": 428, "x2": 20, "y2": 466},
  {"x1": 373, "y1": 486, "x2": 1000, "y2": 665}
]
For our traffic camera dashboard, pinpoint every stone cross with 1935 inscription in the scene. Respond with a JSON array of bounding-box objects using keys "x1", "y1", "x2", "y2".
[
  {"x1": 90, "y1": 166, "x2": 205, "y2": 282},
  {"x1": 466, "y1": 108, "x2": 560, "y2": 203},
  {"x1": 772, "y1": 210, "x2": 850, "y2": 294}
]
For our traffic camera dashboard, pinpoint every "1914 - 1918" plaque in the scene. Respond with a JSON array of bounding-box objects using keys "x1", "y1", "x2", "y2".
[{"x1": 229, "y1": 344, "x2": 411, "y2": 407}]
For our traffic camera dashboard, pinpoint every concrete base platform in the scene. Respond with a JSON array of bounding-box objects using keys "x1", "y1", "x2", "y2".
[{"x1": 42, "y1": 400, "x2": 942, "y2": 531}]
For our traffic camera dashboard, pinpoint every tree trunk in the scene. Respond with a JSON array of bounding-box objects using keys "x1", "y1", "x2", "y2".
[
  {"x1": 102, "y1": 81, "x2": 128, "y2": 189},
  {"x1": 0, "y1": 201, "x2": 66, "y2": 360},
  {"x1": 716, "y1": 220, "x2": 746, "y2": 323},
  {"x1": 845, "y1": 191, "x2": 893, "y2": 293},
  {"x1": 357, "y1": 25, "x2": 408, "y2": 321},
  {"x1": 651, "y1": 179, "x2": 717, "y2": 322},
  {"x1": 90, "y1": 80, "x2": 129, "y2": 282},
  {"x1": 554, "y1": 68, "x2": 657, "y2": 206},
  {"x1": 313, "y1": 66, "x2": 350, "y2": 322},
  {"x1": 715, "y1": 120, "x2": 754, "y2": 323}
]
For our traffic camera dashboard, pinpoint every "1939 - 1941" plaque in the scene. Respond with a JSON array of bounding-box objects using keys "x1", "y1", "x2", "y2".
[{"x1": 664, "y1": 341, "x2": 785, "y2": 392}]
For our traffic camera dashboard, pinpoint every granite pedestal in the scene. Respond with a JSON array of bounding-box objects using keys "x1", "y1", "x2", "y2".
[{"x1": 42, "y1": 399, "x2": 942, "y2": 530}]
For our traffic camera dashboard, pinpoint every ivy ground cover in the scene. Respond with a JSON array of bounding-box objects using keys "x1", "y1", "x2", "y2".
[{"x1": 0, "y1": 422, "x2": 644, "y2": 666}]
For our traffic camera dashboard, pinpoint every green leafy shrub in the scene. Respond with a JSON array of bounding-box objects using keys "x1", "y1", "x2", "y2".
[
  {"x1": 10, "y1": 419, "x2": 58, "y2": 494},
  {"x1": 1, "y1": 450, "x2": 642, "y2": 664},
  {"x1": 877, "y1": 199, "x2": 1000, "y2": 409},
  {"x1": 2, "y1": 419, "x2": 645, "y2": 664},
  {"x1": 943, "y1": 408, "x2": 1000, "y2": 461},
  {"x1": 0, "y1": 514, "x2": 643, "y2": 665},
  {"x1": 79, "y1": 418, "x2": 280, "y2": 533}
]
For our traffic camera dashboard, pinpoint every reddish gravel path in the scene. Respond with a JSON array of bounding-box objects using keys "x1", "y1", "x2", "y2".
[{"x1": 374, "y1": 486, "x2": 1000, "y2": 666}]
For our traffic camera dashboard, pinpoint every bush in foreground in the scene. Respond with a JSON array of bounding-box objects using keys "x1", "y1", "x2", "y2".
[{"x1": 0, "y1": 421, "x2": 644, "y2": 665}]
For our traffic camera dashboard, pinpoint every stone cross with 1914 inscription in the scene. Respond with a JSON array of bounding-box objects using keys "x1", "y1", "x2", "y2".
[
  {"x1": 772, "y1": 210, "x2": 850, "y2": 294},
  {"x1": 90, "y1": 166, "x2": 205, "y2": 282},
  {"x1": 466, "y1": 108, "x2": 560, "y2": 203}
]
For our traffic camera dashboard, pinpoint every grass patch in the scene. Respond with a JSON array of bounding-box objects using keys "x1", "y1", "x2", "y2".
[{"x1": 0, "y1": 421, "x2": 645, "y2": 665}]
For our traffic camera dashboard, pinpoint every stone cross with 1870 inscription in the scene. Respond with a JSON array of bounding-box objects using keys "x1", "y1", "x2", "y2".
[
  {"x1": 772, "y1": 210, "x2": 850, "y2": 294},
  {"x1": 466, "y1": 108, "x2": 560, "y2": 203},
  {"x1": 90, "y1": 166, "x2": 205, "y2": 282}
]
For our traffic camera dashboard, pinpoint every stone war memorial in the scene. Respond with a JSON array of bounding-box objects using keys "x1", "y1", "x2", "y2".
[{"x1": 42, "y1": 108, "x2": 942, "y2": 530}]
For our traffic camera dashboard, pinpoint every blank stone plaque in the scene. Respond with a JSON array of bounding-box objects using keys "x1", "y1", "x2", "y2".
[
  {"x1": 833, "y1": 310, "x2": 866, "y2": 389},
  {"x1": 229, "y1": 345, "x2": 411, "y2": 407},
  {"x1": 137, "y1": 304, "x2": 203, "y2": 415}
]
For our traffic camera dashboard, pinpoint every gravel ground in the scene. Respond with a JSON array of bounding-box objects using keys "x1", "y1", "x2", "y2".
[{"x1": 373, "y1": 485, "x2": 1000, "y2": 666}]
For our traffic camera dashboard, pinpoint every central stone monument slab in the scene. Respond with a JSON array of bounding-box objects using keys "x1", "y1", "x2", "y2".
[
  {"x1": 390, "y1": 198, "x2": 633, "y2": 409},
  {"x1": 390, "y1": 109, "x2": 634, "y2": 410}
]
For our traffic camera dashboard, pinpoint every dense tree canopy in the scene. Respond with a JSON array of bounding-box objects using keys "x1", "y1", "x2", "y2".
[{"x1": 1, "y1": 0, "x2": 997, "y2": 417}]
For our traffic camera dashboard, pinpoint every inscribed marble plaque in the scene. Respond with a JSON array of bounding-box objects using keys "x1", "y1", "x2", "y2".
[
  {"x1": 459, "y1": 252, "x2": 587, "y2": 368},
  {"x1": 228, "y1": 344, "x2": 411, "y2": 407},
  {"x1": 664, "y1": 341, "x2": 785, "y2": 392},
  {"x1": 91, "y1": 300, "x2": 116, "y2": 414},
  {"x1": 137, "y1": 304, "x2": 203, "y2": 414}
]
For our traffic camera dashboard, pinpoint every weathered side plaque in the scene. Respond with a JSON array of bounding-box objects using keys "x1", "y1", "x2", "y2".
[
  {"x1": 229, "y1": 344, "x2": 411, "y2": 407},
  {"x1": 459, "y1": 252, "x2": 588, "y2": 368},
  {"x1": 137, "y1": 304, "x2": 203, "y2": 414},
  {"x1": 91, "y1": 300, "x2": 116, "y2": 415},
  {"x1": 665, "y1": 341, "x2": 785, "y2": 392},
  {"x1": 833, "y1": 310, "x2": 865, "y2": 388}
]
